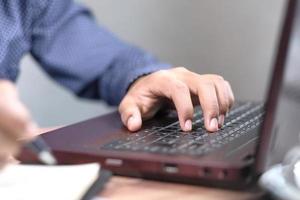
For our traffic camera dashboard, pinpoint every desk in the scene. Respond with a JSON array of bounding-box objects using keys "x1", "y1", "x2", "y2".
[
  {"x1": 101, "y1": 176, "x2": 264, "y2": 200},
  {"x1": 37, "y1": 128, "x2": 265, "y2": 200}
]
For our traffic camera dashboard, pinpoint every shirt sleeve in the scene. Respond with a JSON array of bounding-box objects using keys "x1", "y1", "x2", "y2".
[{"x1": 30, "y1": 0, "x2": 171, "y2": 105}]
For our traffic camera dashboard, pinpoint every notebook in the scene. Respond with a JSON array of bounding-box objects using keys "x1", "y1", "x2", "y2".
[{"x1": 0, "y1": 163, "x2": 104, "y2": 200}]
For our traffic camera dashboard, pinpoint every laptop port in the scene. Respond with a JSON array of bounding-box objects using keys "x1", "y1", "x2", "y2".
[
  {"x1": 163, "y1": 163, "x2": 179, "y2": 174},
  {"x1": 218, "y1": 169, "x2": 228, "y2": 179},
  {"x1": 242, "y1": 154, "x2": 254, "y2": 162},
  {"x1": 203, "y1": 168, "x2": 212, "y2": 176},
  {"x1": 105, "y1": 158, "x2": 123, "y2": 166},
  {"x1": 222, "y1": 169, "x2": 228, "y2": 177}
]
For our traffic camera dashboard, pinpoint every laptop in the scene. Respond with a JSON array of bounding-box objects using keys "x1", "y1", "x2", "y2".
[{"x1": 41, "y1": 0, "x2": 300, "y2": 188}]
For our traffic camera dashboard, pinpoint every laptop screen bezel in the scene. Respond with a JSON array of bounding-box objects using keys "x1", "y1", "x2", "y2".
[{"x1": 254, "y1": 0, "x2": 298, "y2": 174}]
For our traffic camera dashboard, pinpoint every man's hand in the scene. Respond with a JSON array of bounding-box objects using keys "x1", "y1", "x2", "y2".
[
  {"x1": 0, "y1": 80, "x2": 36, "y2": 168},
  {"x1": 119, "y1": 67, "x2": 234, "y2": 132}
]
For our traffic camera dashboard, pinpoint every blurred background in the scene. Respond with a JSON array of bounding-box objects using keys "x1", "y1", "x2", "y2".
[{"x1": 17, "y1": 0, "x2": 285, "y2": 127}]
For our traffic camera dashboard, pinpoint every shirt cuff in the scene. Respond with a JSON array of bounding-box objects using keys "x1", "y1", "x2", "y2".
[
  {"x1": 108, "y1": 63, "x2": 171, "y2": 105},
  {"x1": 98, "y1": 44, "x2": 173, "y2": 105},
  {"x1": 122, "y1": 62, "x2": 172, "y2": 96}
]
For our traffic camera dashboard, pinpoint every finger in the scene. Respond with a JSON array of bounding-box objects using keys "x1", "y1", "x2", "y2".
[
  {"x1": 0, "y1": 97, "x2": 37, "y2": 140},
  {"x1": 154, "y1": 78, "x2": 194, "y2": 132},
  {"x1": 224, "y1": 80, "x2": 235, "y2": 109},
  {"x1": 213, "y1": 79, "x2": 230, "y2": 127},
  {"x1": 119, "y1": 96, "x2": 142, "y2": 132},
  {"x1": 0, "y1": 130, "x2": 19, "y2": 159},
  {"x1": 149, "y1": 71, "x2": 195, "y2": 131},
  {"x1": 0, "y1": 154, "x2": 10, "y2": 169},
  {"x1": 169, "y1": 82, "x2": 194, "y2": 131},
  {"x1": 197, "y1": 82, "x2": 219, "y2": 132},
  {"x1": 0, "y1": 80, "x2": 18, "y2": 98},
  {"x1": 0, "y1": 80, "x2": 33, "y2": 139},
  {"x1": 171, "y1": 82, "x2": 194, "y2": 131}
]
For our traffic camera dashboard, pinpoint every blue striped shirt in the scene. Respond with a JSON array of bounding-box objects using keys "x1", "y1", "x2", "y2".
[{"x1": 0, "y1": 0, "x2": 170, "y2": 105}]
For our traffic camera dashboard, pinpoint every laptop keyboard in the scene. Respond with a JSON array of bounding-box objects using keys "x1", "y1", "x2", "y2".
[{"x1": 101, "y1": 102, "x2": 265, "y2": 157}]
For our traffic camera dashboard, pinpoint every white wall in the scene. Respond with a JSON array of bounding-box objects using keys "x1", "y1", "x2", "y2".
[{"x1": 17, "y1": 0, "x2": 285, "y2": 126}]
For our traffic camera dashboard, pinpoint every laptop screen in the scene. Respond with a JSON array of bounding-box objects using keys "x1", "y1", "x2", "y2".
[{"x1": 255, "y1": 0, "x2": 300, "y2": 173}]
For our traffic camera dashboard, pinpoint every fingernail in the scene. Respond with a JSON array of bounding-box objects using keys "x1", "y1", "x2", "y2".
[
  {"x1": 184, "y1": 120, "x2": 192, "y2": 131},
  {"x1": 127, "y1": 115, "x2": 141, "y2": 131},
  {"x1": 218, "y1": 115, "x2": 225, "y2": 127},
  {"x1": 127, "y1": 116, "x2": 135, "y2": 128},
  {"x1": 209, "y1": 118, "x2": 218, "y2": 131}
]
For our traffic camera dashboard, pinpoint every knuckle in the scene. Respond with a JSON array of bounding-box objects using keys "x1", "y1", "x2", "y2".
[
  {"x1": 173, "y1": 66, "x2": 188, "y2": 72},
  {"x1": 225, "y1": 80, "x2": 233, "y2": 90},
  {"x1": 155, "y1": 70, "x2": 178, "y2": 85},
  {"x1": 156, "y1": 69, "x2": 171, "y2": 79},
  {"x1": 200, "y1": 80, "x2": 214, "y2": 89},
  {"x1": 202, "y1": 74, "x2": 224, "y2": 81},
  {"x1": 199, "y1": 75, "x2": 214, "y2": 83},
  {"x1": 213, "y1": 75, "x2": 224, "y2": 81},
  {"x1": 203, "y1": 74, "x2": 224, "y2": 82},
  {"x1": 224, "y1": 80, "x2": 232, "y2": 89},
  {"x1": 172, "y1": 81, "x2": 188, "y2": 92}
]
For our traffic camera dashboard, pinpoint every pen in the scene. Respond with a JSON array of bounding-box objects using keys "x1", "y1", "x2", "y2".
[{"x1": 25, "y1": 137, "x2": 57, "y2": 165}]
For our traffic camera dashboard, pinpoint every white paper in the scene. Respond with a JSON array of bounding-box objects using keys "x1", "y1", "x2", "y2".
[
  {"x1": 294, "y1": 161, "x2": 300, "y2": 188},
  {"x1": 0, "y1": 163, "x2": 100, "y2": 200}
]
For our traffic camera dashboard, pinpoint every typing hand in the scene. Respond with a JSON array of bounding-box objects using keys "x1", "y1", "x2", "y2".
[
  {"x1": 0, "y1": 80, "x2": 37, "y2": 168},
  {"x1": 119, "y1": 67, "x2": 234, "y2": 132}
]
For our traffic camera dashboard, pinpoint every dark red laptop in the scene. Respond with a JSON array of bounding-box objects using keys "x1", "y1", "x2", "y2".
[{"x1": 39, "y1": 0, "x2": 300, "y2": 188}]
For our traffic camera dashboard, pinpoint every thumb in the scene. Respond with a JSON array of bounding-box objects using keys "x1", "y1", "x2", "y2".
[
  {"x1": 118, "y1": 96, "x2": 142, "y2": 132},
  {"x1": 0, "y1": 80, "x2": 18, "y2": 99}
]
